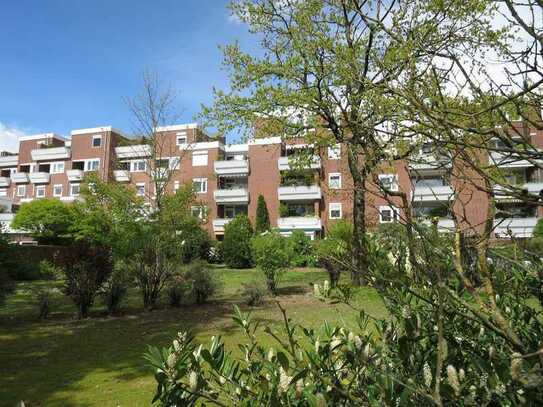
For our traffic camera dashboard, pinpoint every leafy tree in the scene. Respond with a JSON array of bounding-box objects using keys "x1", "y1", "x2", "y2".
[
  {"x1": 533, "y1": 217, "x2": 543, "y2": 239},
  {"x1": 185, "y1": 260, "x2": 220, "y2": 304},
  {"x1": 254, "y1": 194, "x2": 270, "y2": 234},
  {"x1": 251, "y1": 232, "x2": 290, "y2": 294},
  {"x1": 223, "y1": 215, "x2": 253, "y2": 269},
  {"x1": 12, "y1": 199, "x2": 75, "y2": 245},
  {"x1": 286, "y1": 230, "x2": 315, "y2": 267}
]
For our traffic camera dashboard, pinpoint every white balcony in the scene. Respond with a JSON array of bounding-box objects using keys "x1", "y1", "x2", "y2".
[
  {"x1": 115, "y1": 145, "x2": 151, "y2": 159},
  {"x1": 214, "y1": 159, "x2": 249, "y2": 175},
  {"x1": 494, "y1": 217, "x2": 538, "y2": 238},
  {"x1": 114, "y1": 170, "x2": 131, "y2": 182},
  {"x1": 29, "y1": 172, "x2": 50, "y2": 184},
  {"x1": 494, "y1": 182, "x2": 543, "y2": 200},
  {"x1": 489, "y1": 152, "x2": 543, "y2": 168},
  {"x1": 66, "y1": 169, "x2": 84, "y2": 182},
  {"x1": 277, "y1": 156, "x2": 321, "y2": 171},
  {"x1": 31, "y1": 146, "x2": 71, "y2": 161},
  {"x1": 0, "y1": 155, "x2": 18, "y2": 167},
  {"x1": 11, "y1": 173, "x2": 29, "y2": 184},
  {"x1": 0, "y1": 177, "x2": 10, "y2": 187},
  {"x1": 278, "y1": 185, "x2": 322, "y2": 201},
  {"x1": 214, "y1": 188, "x2": 249, "y2": 203},
  {"x1": 212, "y1": 218, "x2": 233, "y2": 234},
  {"x1": 412, "y1": 185, "x2": 453, "y2": 202},
  {"x1": 277, "y1": 217, "x2": 322, "y2": 231},
  {"x1": 409, "y1": 154, "x2": 451, "y2": 172}
]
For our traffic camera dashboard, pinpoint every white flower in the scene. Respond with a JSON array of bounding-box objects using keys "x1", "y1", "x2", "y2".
[
  {"x1": 511, "y1": 353, "x2": 523, "y2": 379},
  {"x1": 401, "y1": 306, "x2": 411, "y2": 319},
  {"x1": 447, "y1": 365, "x2": 460, "y2": 396},
  {"x1": 330, "y1": 336, "x2": 341, "y2": 349},
  {"x1": 193, "y1": 344, "x2": 202, "y2": 360},
  {"x1": 173, "y1": 339, "x2": 181, "y2": 352},
  {"x1": 323, "y1": 280, "x2": 330, "y2": 292},
  {"x1": 219, "y1": 376, "x2": 226, "y2": 385},
  {"x1": 267, "y1": 347, "x2": 274, "y2": 362},
  {"x1": 458, "y1": 368, "x2": 465, "y2": 382},
  {"x1": 315, "y1": 339, "x2": 320, "y2": 352},
  {"x1": 363, "y1": 343, "x2": 372, "y2": 360},
  {"x1": 423, "y1": 362, "x2": 432, "y2": 387},
  {"x1": 278, "y1": 367, "x2": 292, "y2": 394},
  {"x1": 353, "y1": 335, "x2": 363, "y2": 349},
  {"x1": 167, "y1": 353, "x2": 178, "y2": 369},
  {"x1": 189, "y1": 371, "x2": 198, "y2": 391},
  {"x1": 313, "y1": 283, "x2": 320, "y2": 297}
]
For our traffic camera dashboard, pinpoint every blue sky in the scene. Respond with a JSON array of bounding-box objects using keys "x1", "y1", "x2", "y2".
[{"x1": 0, "y1": 0, "x2": 256, "y2": 150}]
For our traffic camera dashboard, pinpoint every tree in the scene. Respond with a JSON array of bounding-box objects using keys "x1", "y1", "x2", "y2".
[
  {"x1": 222, "y1": 215, "x2": 253, "y2": 269},
  {"x1": 12, "y1": 199, "x2": 75, "y2": 245},
  {"x1": 254, "y1": 194, "x2": 270, "y2": 234},
  {"x1": 0, "y1": 224, "x2": 15, "y2": 305},
  {"x1": 251, "y1": 232, "x2": 290, "y2": 294}
]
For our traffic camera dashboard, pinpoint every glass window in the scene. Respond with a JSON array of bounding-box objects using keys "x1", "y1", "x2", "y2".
[
  {"x1": 413, "y1": 177, "x2": 445, "y2": 188},
  {"x1": 70, "y1": 183, "x2": 80, "y2": 197},
  {"x1": 379, "y1": 174, "x2": 398, "y2": 191},
  {"x1": 136, "y1": 183, "x2": 145, "y2": 197},
  {"x1": 92, "y1": 135, "x2": 102, "y2": 147},
  {"x1": 176, "y1": 135, "x2": 187, "y2": 145},
  {"x1": 329, "y1": 173, "x2": 341, "y2": 189},
  {"x1": 17, "y1": 185, "x2": 26, "y2": 197},
  {"x1": 192, "y1": 153, "x2": 208, "y2": 167},
  {"x1": 192, "y1": 178, "x2": 207, "y2": 194},
  {"x1": 495, "y1": 203, "x2": 537, "y2": 219},
  {"x1": 131, "y1": 160, "x2": 147, "y2": 172},
  {"x1": 191, "y1": 205, "x2": 207, "y2": 220},
  {"x1": 35, "y1": 185, "x2": 46, "y2": 198},
  {"x1": 51, "y1": 162, "x2": 65, "y2": 174},
  {"x1": 223, "y1": 205, "x2": 248, "y2": 219},
  {"x1": 85, "y1": 159, "x2": 100, "y2": 172},
  {"x1": 329, "y1": 203, "x2": 342, "y2": 219},
  {"x1": 328, "y1": 144, "x2": 341, "y2": 160},
  {"x1": 379, "y1": 206, "x2": 399, "y2": 223},
  {"x1": 53, "y1": 184, "x2": 63, "y2": 197}
]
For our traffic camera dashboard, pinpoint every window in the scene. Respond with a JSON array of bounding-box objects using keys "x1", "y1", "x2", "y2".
[
  {"x1": 192, "y1": 152, "x2": 208, "y2": 167},
  {"x1": 328, "y1": 144, "x2": 341, "y2": 160},
  {"x1": 328, "y1": 173, "x2": 342, "y2": 189},
  {"x1": 131, "y1": 160, "x2": 147, "y2": 172},
  {"x1": 169, "y1": 157, "x2": 180, "y2": 170},
  {"x1": 191, "y1": 205, "x2": 207, "y2": 221},
  {"x1": 155, "y1": 159, "x2": 169, "y2": 168},
  {"x1": 70, "y1": 183, "x2": 80, "y2": 197},
  {"x1": 378, "y1": 174, "x2": 398, "y2": 192},
  {"x1": 92, "y1": 135, "x2": 102, "y2": 147},
  {"x1": 136, "y1": 183, "x2": 146, "y2": 197},
  {"x1": 176, "y1": 132, "x2": 187, "y2": 145},
  {"x1": 193, "y1": 178, "x2": 208, "y2": 194},
  {"x1": 379, "y1": 205, "x2": 399, "y2": 223},
  {"x1": 84, "y1": 159, "x2": 100, "y2": 172},
  {"x1": 223, "y1": 205, "x2": 248, "y2": 219},
  {"x1": 329, "y1": 203, "x2": 342, "y2": 219},
  {"x1": 53, "y1": 184, "x2": 63, "y2": 197},
  {"x1": 174, "y1": 181, "x2": 180, "y2": 192},
  {"x1": 51, "y1": 162, "x2": 65, "y2": 174},
  {"x1": 17, "y1": 185, "x2": 26, "y2": 197},
  {"x1": 35, "y1": 185, "x2": 46, "y2": 198}
]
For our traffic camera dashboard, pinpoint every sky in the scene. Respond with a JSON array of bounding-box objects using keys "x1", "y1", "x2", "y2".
[{"x1": 0, "y1": 0, "x2": 256, "y2": 151}]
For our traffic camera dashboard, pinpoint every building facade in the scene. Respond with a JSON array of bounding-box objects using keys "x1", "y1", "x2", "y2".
[{"x1": 1, "y1": 122, "x2": 542, "y2": 240}]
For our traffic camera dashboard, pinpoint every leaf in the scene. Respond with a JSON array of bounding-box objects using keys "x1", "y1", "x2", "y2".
[{"x1": 277, "y1": 351, "x2": 289, "y2": 371}]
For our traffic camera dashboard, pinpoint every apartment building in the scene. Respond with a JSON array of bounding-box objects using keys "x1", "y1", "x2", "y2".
[{"x1": 1, "y1": 122, "x2": 542, "y2": 240}]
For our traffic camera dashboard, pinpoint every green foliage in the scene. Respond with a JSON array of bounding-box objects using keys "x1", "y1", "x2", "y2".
[
  {"x1": 279, "y1": 202, "x2": 289, "y2": 217},
  {"x1": 251, "y1": 232, "x2": 290, "y2": 294},
  {"x1": 30, "y1": 285, "x2": 55, "y2": 319},
  {"x1": 533, "y1": 217, "x2": 543, "y2": 239},
  {"x1": 38, "y1": 260, "x2": 61, "y2": 280},
  {"x1": 208, "y1": 240, "x2": 224, "y2": 264},
  {"x1": 255, "y1": 194, "x2": 270, "y2": 234},
  {"x1": 166, "y1": 272, "x2": 190, "y2": 307},
  {"x1": 101, "y1": 267, "x2": 129, "y2": 315},
  {"x1": 315, "y1": 220, "x2": 354, "y2": 287},
  {"x1": 12, "y1": 199, "x2": 76, "y2": 245},
  {"x1": 286, "y1": 230, "x2": 316, "y2": 267},
  {"x1": 223, "y1": 215, "x2": 254, "y2": 269},
  {"x1": 240, "y1": 280, "x2": 266, "y2": 306},
  {"x1": 54, "y1": 242, "x2": 114, "y2": 319},
  {"x1": 185, "y1": 261, "x2": 220, "y2": 304},
  {"x1": 0, "y1": 225, "x2": 14, "y2": 305}
]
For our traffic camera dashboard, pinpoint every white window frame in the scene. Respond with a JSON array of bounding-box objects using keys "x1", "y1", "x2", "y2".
[
  {"x1": 130, "y1": 160, "x2": 147, "y2": 172},
  {"x1": 70, "y1": 183, "x2": 80, "y2": 197},
  {"x1": 192, "y1": 152, "x2": 208, "y2": 167},
  {"x1": 329, "y1": 203, "x2": 343, "y2": 219},
  {"x1": 174, "y1": 181, "x2": 180, "y2": 192},
  {"x1": 17, "y1": 185, "x2": 26, "y2": 197},
  {"x1": 169, "y1": 157, "x2": 181, "y2": 170},
  {"x1": 328, "y1": 144, "x2": 341, "y2": 160},
  {"x1": 84, "y1": 159, "x2": 100, "y2": 172},
  {"x1": 92, "y1": 135, "x2": 102, "y2": 148},
  {"x1": 192, "y1": 178, "x2": 208, "y2": 194},
  {"x1": 328, "y1": 173, "x2": 342, "y2": 189},
  {"x1": 378, "y1": 174, "x2": 399, "y2": 192},
  {"x1": 35, "y1": 185, "x2": 46, "y2": 199},
  {"x1": 53, "y1": 184, "x2": 63, "y2": 197},
  {"x1": 50, "y1": 162, "x2": 65, "y2": 174},
  {"x1": 379, "y1": 205, "x2": 399, "y2": 223},
  {"x1": 191, "y1": 205, "x2": 207, "y2": 221},
  {"x1": 136, "y1": 183, "x2": 146, "y2": 197},
  {"x1": 176, "y1": 132, "x2": 188, "y2": 146}
]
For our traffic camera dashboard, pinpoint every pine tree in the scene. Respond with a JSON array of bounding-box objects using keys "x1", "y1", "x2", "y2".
[{"x1": 255, "y1": 194, "x2": 270, "y2": 234}]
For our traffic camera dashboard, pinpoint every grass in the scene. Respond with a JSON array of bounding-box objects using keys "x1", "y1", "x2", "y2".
[{"x1": 0, "y1": 266, "x2": 386, "y2": 407}]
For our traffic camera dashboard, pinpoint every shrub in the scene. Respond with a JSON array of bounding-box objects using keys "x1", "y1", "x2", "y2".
[
  {"x1": 185, "y1": 261, "x2": 220, "y2": 304},
  {"x1": 533, "y1": 217, "x2": 543, "y2": 239},
  {"x1": 166, "y1": 272, "x2": 190, "y2": 307},
  {"x1": 208, "y1": 240, "x2": 224, "y2": 264},
  {"x1": 102, "y1": 267, "x2": 129, "y2": 315},
  {"x1": 251, "y1": 232, "x2": 290, "y2": 294},
  {"x1": 286, "y1": 230, "x2": 316, "y2": 267},
  {"x1": 223, "y1": 215, "x2": 253, "y2": 268},
  {"x1": 240, "y1": 280, "x2": 266, "y2": 306},
  {"x1": 255, "y1": 194, "x2": 270, "y2": 234},
  {"x1": 38, "y1": 260, "x2": 61, "y2": 280},
  {"x1": 180, "y1": 223, "x2": 212, "y2": 264},
  {"x1": 0, "y1": 226, "x2": 15, "y2": 305}
]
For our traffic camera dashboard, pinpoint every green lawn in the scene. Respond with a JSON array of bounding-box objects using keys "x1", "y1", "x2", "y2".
[{"x1": 0, "y1": 267, "x2": 386, "y2": 407}]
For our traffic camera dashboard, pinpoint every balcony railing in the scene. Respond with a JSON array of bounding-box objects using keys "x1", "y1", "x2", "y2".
[
  {"x1": 412, "y1": 185, "x2": 453, "y2": 202},
  {"x1": 489, "y1": 152, "x2": 542, "y2": 168},
  {"x1": 115, "y1": 145, "x2": 151, "y2": 159},
  {"x1": 494, "y1": 217, "x2": 538, "y2": 238},
  {"x1": 113, "y1": 170, "x2": 131, "y2": 182},
  {"x1": 31, "y1": 146, "x2": 71, "y2": 161},
  {"x1": 66, "y1": 169, "x2": 84, "y2": 182},
  {"x1": 0, "y1": 177, "x2": 10, "y2": 187},
  {"x1": 212, "y1": 218, "x2": 233, "y2": 233},
  {"x1": 214, "y1": 188, "x2": 250, "y2": 203},
  {"x1": 493, "y1": 182, "x2": 543, "y2": 200},
  {"x1": 409, "y1": 154, "x2": 451, "y2": 171},
  {"x1": 277, "y1": 156, "x2": 321, "y2": 171},
  {"x1": 214, "y1": 159, "x2": 249, "y2": 175},
  {"x1": 0, "y1": 155, "x2": 18, "y2": 167},
  {"x1": 29, "y1": 172, "x2": 50, "y2": 184},
  {"x1": 277, "y1": 216, "x2": 322, "y2": 231},
  {"x1": 278, "y1": 185, "x2": 321, "y2": 201},
  {"x1": 11, "y1": 173, "x2": 29, "y2": 184}
]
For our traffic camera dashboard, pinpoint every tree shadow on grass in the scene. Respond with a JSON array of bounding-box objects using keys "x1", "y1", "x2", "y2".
[{"x1": 0, "y1": 299, "x2": 281, "y2": 407}]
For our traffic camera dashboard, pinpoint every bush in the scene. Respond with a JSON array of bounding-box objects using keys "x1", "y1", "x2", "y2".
[
  {"x1": 180, "y1": 223, "x2": 212, "y2": 264},
  {"x1": 208, "y1": 240, "x2": 224, "y2": 264},
  {"x1": 223, "y1": 215, "x2": 254, "y2": 269},
  {"x1": 166, "y1": 272, "x2": 190, "y2": 307},
  {"x1": 102, "y1": 267, "x2": 129, "y2": 315},
  {"x1": 255, "y1": 195, "x2": 270, "y2": 234},
  {"x1": 0, "y1": 226, "x2": 15, "y2": 305},
  {"x1": 251, "y1": 232, "x2": 290, "y2": 294},
  {"x1": 287, "y1": 230, "x2": 316, "y2": 267},
  {"x1": 533, "y1": 217, "x2": 543, "y2": 239},
  {"x1": 38, "y1": 260, "x2": 61, "y2": 280},
  {"x1": 185, "y1": 261, "x2": 220, "y2": 304},
  {"x1": 240, "y1": 280, "x2": 266, "y2": 306}
]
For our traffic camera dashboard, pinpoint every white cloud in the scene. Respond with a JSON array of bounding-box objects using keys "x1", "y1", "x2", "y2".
[{"x1": 0, "y1": 122, "x2": 27, "y2": 153}]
